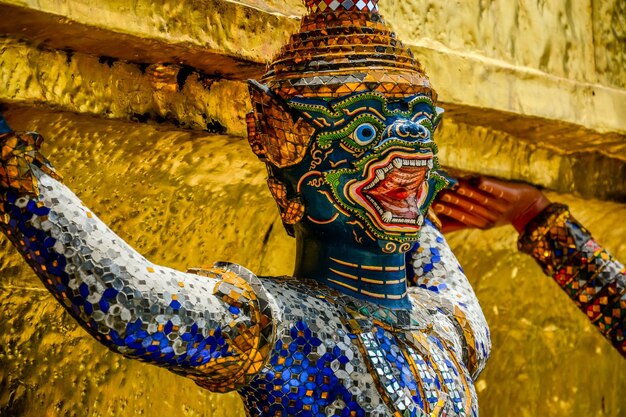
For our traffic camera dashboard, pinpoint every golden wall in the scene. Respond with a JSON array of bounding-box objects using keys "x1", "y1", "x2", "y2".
[{"x1": 0, "y1": 1, "x2": 625, "y2": 416}]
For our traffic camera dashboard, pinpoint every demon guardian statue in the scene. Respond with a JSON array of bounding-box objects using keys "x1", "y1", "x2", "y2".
[{"x1": 0, "y1": 1, "x2": 623, "y2": 416}]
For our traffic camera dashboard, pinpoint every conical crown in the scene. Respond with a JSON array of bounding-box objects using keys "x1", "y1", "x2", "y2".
[{"x1": 261, "y1": 0, "x2": 434, "y2": 100}]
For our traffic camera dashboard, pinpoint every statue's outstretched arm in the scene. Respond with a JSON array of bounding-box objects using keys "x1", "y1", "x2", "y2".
[
  {"x1": 434, "y1": 176, "x2": 625, "y2": 358},
  {"x1": 518, "y1": 203, "x2": 625, "y2": 357},
  {"x1": 408, "y1": 216, "x2": 491, "y2": 380},
  {"x1": 0, "y1": 124, "x2": 276, "y2": 392}
]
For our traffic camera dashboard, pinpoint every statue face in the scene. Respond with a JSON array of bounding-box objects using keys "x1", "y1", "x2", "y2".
[{"x1": 250, "y1": 89, "x2": 448, "y2": 254}]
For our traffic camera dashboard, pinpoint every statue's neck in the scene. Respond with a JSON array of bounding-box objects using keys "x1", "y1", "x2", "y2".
[{"x1": 293, "y1": 233, "x2": 411, "y2": 309}]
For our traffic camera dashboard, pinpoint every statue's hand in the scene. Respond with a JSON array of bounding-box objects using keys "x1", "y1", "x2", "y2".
[
  {"x1": 0, "y1": 130, "x2": 61, "y2": 197},
  {"x1": 433, "y1": 176, "x2": 551, "y2": 234}
]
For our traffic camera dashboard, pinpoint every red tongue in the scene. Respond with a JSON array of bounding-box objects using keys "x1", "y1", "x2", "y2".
[
  {"x1": 362, "y1": 166, "x2": 427, "y2": 218},
  {"x1": 366, "y1": 168, "x2": 426, "y2": 198},
  {"x1": 385, "y1": 188, "x2": 410, "y2": 200}
]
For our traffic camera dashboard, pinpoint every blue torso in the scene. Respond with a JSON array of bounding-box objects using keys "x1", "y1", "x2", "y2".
[{"x1": 238, "y1": 277, "x2": 478, "y2": 417}]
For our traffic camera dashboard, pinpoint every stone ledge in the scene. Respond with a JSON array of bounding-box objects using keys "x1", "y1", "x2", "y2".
[
  {"x1": 1, "y1": 35, "x2": 624, "y2": 200},
  {"x1": 2, "y1": 100, "x2": 624, "y2": 202},
  {"x1": 0, "y1": 37, "x2": 250, "y2": 136},
  {"x1": 2, "y1": 33, "x2": 625, "y2": 159},
  {"x1": 0, "y1": 1, "x2": 296, "y2": 79},
  {"x1": 417, "y1": 40, "x2": 626, "y2": 136},
  {"x1": 442, "y1": 103, "x2": 626, "y2": 164},
  {"x1": 435, "y1": 118, "x2": 626, "y2": 202},
  {"x1": 0, "y1": 0, "x2": 624, "y2": 139}
]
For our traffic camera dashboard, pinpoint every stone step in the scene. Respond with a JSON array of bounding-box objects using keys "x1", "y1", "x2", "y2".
[{"x1": 1, "y1": 0, "x2": 625, "y2": 137}]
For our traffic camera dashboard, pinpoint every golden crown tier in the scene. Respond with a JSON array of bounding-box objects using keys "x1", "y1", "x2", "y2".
[{"x1": 262, "y1": 0, "x2": 433, "y2": 99}]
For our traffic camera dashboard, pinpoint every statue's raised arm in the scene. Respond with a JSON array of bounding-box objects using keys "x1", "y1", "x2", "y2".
[
  {"x1": 0, "y1": 117, "x2": 276, "y2": 393},
  {"x1": 434, "y1": 177, "x2": 626, "y2": 358}
]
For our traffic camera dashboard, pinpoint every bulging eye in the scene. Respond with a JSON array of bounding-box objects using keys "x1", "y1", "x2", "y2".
[{"x1": 353, "y1": 123, "x2": 378, "y2": 146}]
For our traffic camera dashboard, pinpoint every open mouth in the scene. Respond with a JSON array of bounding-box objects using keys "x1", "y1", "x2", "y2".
[{"x1": 348, "y1": 151, "x2": 433, "y2": 230}]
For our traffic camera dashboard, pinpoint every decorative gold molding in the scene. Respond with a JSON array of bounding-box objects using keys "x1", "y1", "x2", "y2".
[
  {"x1": 0, "y1": 37, "x2": 250, "y2": 136},
  {"x1": 1, "y1": 0, "x2": 624, "y2": 136}
]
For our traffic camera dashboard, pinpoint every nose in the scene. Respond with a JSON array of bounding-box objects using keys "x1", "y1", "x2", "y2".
[{"x1": 380, "y1": 120, "x2": 431, "y2": 144}]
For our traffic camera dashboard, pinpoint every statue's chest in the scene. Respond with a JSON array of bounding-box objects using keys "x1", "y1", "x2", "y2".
[{"x1": 239, "y1": 318, "x2": 474, "y2": 417}]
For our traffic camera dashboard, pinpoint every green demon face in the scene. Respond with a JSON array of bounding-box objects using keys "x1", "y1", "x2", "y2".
[{"x1": 278, "y1": 92, "x2": 448, "y2": 252}]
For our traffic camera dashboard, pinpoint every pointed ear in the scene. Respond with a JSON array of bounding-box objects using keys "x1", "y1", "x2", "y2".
[
  {"x1": 246, "y1": 110, "x2": 264, "y2": 160},
  {"x1": 248, "y1": 80, "x2": 296, "y2": 118},
  {"x1": 433, "y1": 106, "x2": 445, "y2": 131},
  {"x1": 247, "y1": 80, "x2": 315, "y2": 168},
  {"x1": 266, "y1": 177, "x2": 305, "y2": 235}
]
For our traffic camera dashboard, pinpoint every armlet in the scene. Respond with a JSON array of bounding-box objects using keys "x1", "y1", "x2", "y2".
[{"x1": 187, "y1": 263, "x2": 277, "y2": 392}]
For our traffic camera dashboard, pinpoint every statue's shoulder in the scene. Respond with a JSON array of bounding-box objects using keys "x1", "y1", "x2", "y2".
[
  {"x1": 187, "y1": 263, "x2": 348, "y2": 330},
  {"x1": 257, "y1": 274, "x2": 349, "y2": 318},
  {"x1": 189, "y1": 263, "x2": 423, "y2": 335}
]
